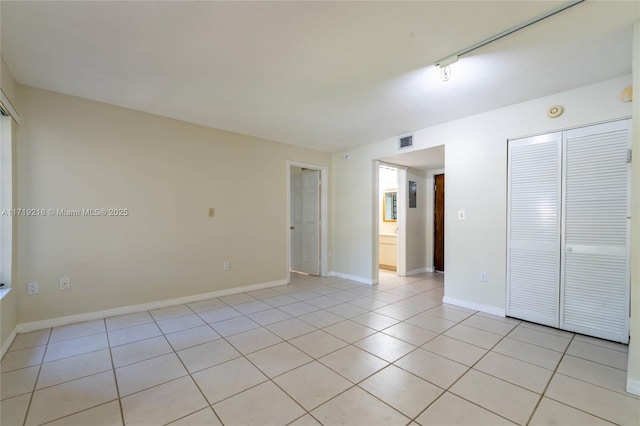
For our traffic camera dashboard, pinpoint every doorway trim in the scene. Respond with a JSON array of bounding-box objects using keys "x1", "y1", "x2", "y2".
[
  {"x1": 286, "y1": 161, "x2": 328, "y2": 279},
  {"x1": 433, "y1": 173, "x2": 445, "y2": 272},
  {"x1": 374, "y1": 161, "x2": 407, "y2": 283},
  {"x1": 425, "y1": 168, "x2": 444, "y2": 273}
]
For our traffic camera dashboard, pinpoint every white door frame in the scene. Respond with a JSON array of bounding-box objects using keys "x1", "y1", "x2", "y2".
[
  {"x1": 286, "y1": 161, "x2": 328, "y2": 279},
  {"x1": 374, "y1": 161, "x2": 407, "y2": 283},
  {"x1": 398, "y1": 167, "x2": 408, "y2": 277}
]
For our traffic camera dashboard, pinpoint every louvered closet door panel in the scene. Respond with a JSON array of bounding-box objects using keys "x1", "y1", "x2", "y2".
[
  {"x1": 507, "y1": 133, "x2": 562, "y2": 327},
  {"x1": 561, "y1": 120, "x2": 630, "y2": 343}
]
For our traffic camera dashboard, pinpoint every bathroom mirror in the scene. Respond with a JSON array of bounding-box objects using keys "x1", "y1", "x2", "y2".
[{"x1": 383, "y1": 191, "x2": 397, "y2": 222}]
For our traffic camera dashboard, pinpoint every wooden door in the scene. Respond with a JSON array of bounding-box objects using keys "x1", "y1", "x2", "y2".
[{"x1": 434, "y1": 174, "x2": 445, "y2": 271}]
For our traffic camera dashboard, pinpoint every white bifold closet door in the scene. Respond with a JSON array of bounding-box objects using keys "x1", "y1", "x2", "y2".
[
  {"x1": 507, "y1": 120, "x2": 630, "y2": 343},
  {"x1": 561, "y1": 120, "x2": 630, "y2": 343},
  {"x1": 507, "y1": 132, "x2": 562, "y2": 328}
]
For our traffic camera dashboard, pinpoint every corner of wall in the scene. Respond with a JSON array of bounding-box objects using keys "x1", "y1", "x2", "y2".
[
  {"x1": 0, "y1": 57, "x2": 21, "y2": 120},
  {"x1": 626, "y1": 19, "x2": 640, "y2": 396},
  {"x1": 1, "y1": 288, "x2": 19, "y2": 357}
]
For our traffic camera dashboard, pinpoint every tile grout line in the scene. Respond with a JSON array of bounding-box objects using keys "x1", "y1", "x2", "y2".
[
  {"x1": 6, "y1": 274, "x2": 436, "y2": 426},
  {"x1": 9, "y1": 273, "x2": 631, "y2": 426},
  {"x1": 191, "y1": 278, "x2": 362, "y2": 424},
  {"x1": 149, "y1": 303, "x2": 227, "y2": 426},
  {"x1": 541, "y1": 389, "x2": 632, "y2": 424},
  {"x1": 551, "y1": 370, "x2": 640, "y2": 401},
  {"x1": 36, "y1": 320, "x2": 120, "y2": 426},
  {"x1": 287, "y1": 279, "x2": 471, "y2": 425},
  {"x1": 404, "y1": 315, "x2": 519, "y2": 426},
  {"x1": 553, "y1": 349, "x2": 630, "y2": 373},
  {"x1": 524, "y1": 332, "x2": 576, "y2": 425},
  {"x1": 103, "y1": 317, "x2": 126, "y2": 426},
  {"x1": 19, "y1": 327, "x2": 52, "y2": 426},
  {"x1": 307, "y1": 272, "x2": 633, "y2": 424},
  {"x1": 180, "y1": 275, "x2": 433, "y2": 424},
  {"x1": 160, "y1": 288, "x2": 342, "y2": 422}
]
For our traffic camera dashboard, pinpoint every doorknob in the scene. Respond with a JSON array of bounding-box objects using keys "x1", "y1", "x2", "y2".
[{"x1": 290, "y1": 226, "x2": 295, "y2": 230}]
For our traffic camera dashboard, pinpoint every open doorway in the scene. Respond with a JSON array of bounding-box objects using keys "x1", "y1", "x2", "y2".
[
  {"x1": 376, "y1": 145, "x2": 444, "y2": 282},
  {"x1": 375, "y1": 162, "x2": 407, "y2": 281},
  {"x1": 378, "y1": 164, "x2": 400, "y2": 273},
  {"x1": 434, "y1": 173, "x2": 445, "y2": 272},
  {"x1": 287, "y1": 162, "x2": 328, "y2": 279}
]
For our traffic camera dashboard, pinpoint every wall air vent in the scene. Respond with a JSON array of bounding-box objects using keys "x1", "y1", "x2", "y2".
[{"x1": 399, "y1": 135, "x2": 413, "y2": 150}]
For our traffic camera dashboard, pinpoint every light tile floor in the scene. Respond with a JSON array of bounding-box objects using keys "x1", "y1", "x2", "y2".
[{"x1": 2, "y1": 271, "x2": 639, "y2": 425}]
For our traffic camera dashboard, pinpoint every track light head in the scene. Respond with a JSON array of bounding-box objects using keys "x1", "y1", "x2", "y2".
[
  {"x1": 435, "y1": 55, "x2": 458, "y2": 82},
  {"x1": 434, "y1": 54, "x2": 459, "y2": 69}
]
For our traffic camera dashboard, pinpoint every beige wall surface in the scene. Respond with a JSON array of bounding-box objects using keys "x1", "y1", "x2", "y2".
[
  {"x1": 15, "y1": 86, "x2": 331, "y2": 323},
  {"x1": 405, "y1": 168, "x2": 427, "y2": 274},
  {"x1": 332, "y1": 75, "x2": 633, "y2": 313},
  {"x1": 1, "y1": 58, "x2": 20, "y2": 115}
]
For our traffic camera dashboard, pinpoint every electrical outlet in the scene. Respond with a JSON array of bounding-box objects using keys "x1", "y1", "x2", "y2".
[
  {"x1": 28, "y1": 282, "x2": 39, "y2": 294},
  {"x1": 223, "y1": 261, "x2": 231, "y2": 270},
  {"x1": 60, "y1": 277, "x2": 70, "y2": 290}
]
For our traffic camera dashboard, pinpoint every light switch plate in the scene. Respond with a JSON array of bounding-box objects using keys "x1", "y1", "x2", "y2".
[{"x1": 458, "y1": 210, "x2": 466, "y2": 220}]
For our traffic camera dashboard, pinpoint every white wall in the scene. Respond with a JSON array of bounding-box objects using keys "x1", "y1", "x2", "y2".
[
  {"x1": 15, "y1": 86, "x2": 331, "y2": 324},
  {"x1": 0, "y1": 117, "x2": 18, "y2": 355},
  {"x1": 0, "y1": 55, "x2": 20, "y2": 353},
  {"x1": 1, "y1": 116, "x2": 14, "y2": 287},
  {"x1": 332, "y1": 75, "x2": 633, "y2": 314},
  {"x1": 627, "y1": 20, "x2": 640, "y2": 395},
  {"x1": 405, "y1": 168, "x2": 427, "y2": 274}
]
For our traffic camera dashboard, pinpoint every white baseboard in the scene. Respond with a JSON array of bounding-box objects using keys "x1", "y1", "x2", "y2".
[
  {"x1": 328, "y1": 271, "x2": 375, "y2": 285},
  {"x1": 15, "y1": 280, "x2": 288, "y2": 334},
  {"x1": 442, "y1": 296, "x2": 506, "y2": 317},
  {"x1": 627, "y1": 378, "x2": 640, "y2": 396},
  {"x1": 1, "y1": 327, "x2": 18, "y2": 359},
  {"x1": 407, "y1": 267, "x2": 434, "y2": 275}
]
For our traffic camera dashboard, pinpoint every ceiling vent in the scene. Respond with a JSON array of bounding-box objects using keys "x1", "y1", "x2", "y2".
[
  {"x1": 0, "y1": 105, "x2": 9, "y2": 117},
  {"x1": 398, "y1": 135, "x2": 413, "y2": 150}
]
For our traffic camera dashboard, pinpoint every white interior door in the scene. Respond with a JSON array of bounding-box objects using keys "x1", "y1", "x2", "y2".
[
  {"x1": 561, "y1": 120, "x2": 631, "y2": 343},
  {"x1": 291, "y1": 170, "x2": 320, "y2": 275},
  {"x1": 507, "y1": 132, "x2": 562, "y2": 327}
]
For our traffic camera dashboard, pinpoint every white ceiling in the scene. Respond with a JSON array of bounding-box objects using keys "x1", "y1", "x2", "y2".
[
  {"x1": 381, "y1": 145, "x2": 445, "y2": 172},
  {"x1": 2, "y1": 1, "x2": 638, "y2": 152}
]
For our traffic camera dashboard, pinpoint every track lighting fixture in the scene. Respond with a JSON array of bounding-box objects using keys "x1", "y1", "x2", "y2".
[{"x1": 433, "y1": 0, "x2": 583, "y2": 82}]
